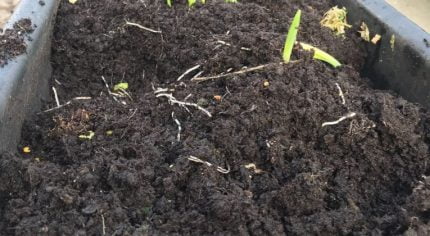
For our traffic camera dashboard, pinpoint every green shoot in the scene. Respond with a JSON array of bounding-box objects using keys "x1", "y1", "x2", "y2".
[
  {"x1": 299, "y1": 42, "x2": 341, "y2": 68},
  {"x1": 225, "y1": 0, "x2": 238, "y2": 2},
  {"x1": 79, "y1": 131, "x2": 95, "y2": 140},
  {"x1": 282, "y1": 9, "x2": 301, "y2": 63},
  {"x1": 167, "y1": 0, "x2": 172, "y2": 7},
  {"x1": 188, "y1": 0, "x2": 196, "y2": 7},
  {"x1": 113, "y1": 82, "x2": 129, "y2": 92}
]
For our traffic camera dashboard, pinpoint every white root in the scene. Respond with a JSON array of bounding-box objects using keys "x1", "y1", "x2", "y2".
[
  {"x1": 335, "y1": 83, "x2": 346, "y2": 105},
  {"x1": 125, "y1": 20, "x2": 162, "y2": 34},
  {"x1": 156, "y1": 93, "x2": 212, "y2": 117},
  {"x1": 188, "y1": 156, "x2": 230, "y2": 174},
  {"x1": 101, "y1": 214, "x2": 106, "y2": 235},
  {"x1": 244, "y1": 163, "x2": 263, "y2": 174},
  {"x1": 322, "y1": 112, "x2": 356, "y2": 127},
  {"x1": 191, "y1": 61, "x2": 301, "y2": 82},
  {"x1": 101, "y1": 76, "x2": 132, "y2": 105},
  {"x1": 177, "y1": 65, "x2": 201, "y2": 81},
  {"x1": 42, "y1": 97, "x2": 92, "y2": 113},
  {"x1": 191, "y1": 71, "x2": 204, "y2": 79},
  {"x1": 216, "y1": 40, "x2": 251, "y2": 51},
  {"x1": 191, "y1": 62, "x2": 281, "y2": 82},
  {"x1": 172, "y1": 112, "x2": 182, "y2": 142},
  {"x1": 52, "y1": 87, "x2": 61, "y2": 108}
]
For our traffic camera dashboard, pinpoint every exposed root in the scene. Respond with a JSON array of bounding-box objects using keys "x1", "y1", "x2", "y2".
[
  {"x1": 52, "y1": 87, "x2": 61, "y2": 108},
  {"x1": 335, "y1": 83, "x2": 346, "y2": 105},
  {"x1": 156, "y1": 93, "x2": 212, "y2": 117},
  {"x1": 177, "y1": 64, "x2": 201, "y2": 81},
  {"x1": 322, "y1": 112, "x2": 356, "y2": 127},
  {"x1": 191, "y1": 62, "x2": 295, "y2": 82},
  {"x1": 124, "y1": 20, "x2": 162, "y2": 34},
  {"x1": 172, "y1": 112, "x2": 182, "y2": 142},
  {"x1": 101, "y1": 214, "x2": 106, "y2": 235},
  {"x1": 244, "y1": 163, "x2": 263, "y2": 174},
  {"x1": 101, "y1": 76, "x2": 132, "y2": 105},
  {"x1": 41, "y1": 97, "x2": 92, "y2": 113},
  {"x1": 188, "y1": 155, "x2": 230, "y2": 174}
]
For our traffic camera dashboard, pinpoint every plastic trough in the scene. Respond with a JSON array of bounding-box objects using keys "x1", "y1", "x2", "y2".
[
  {"x1": 0, "y1": 0, "x2": 60, "y2": 153},
  {"x1": 0, "y1": 0, "x2": 429, "y2": 153}
]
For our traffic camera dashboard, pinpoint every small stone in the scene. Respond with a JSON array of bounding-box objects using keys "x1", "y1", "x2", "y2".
[
  {"x1": 197, "y1": 98, "x2": 209, "y2": 107},
  {"x1": 82, "y1": 204, "x2": 98, "y2": 215},
  {"x1": 60, "y1": 193, "x2": 74, "y2": 205}
]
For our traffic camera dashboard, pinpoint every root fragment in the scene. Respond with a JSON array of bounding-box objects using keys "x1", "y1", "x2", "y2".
[
  {"x1": 322, "y1": 112, "x2": 356, "y2": 127},
  {"x1": 125, "y1": 20, "x2": 161, "y2": 34},
  {"x1": 52, "y1": 87, "x2": 61, "y2": 108},
  {"x1": 335, "y1": 83, "x2": 346, "y2": 105},
  {"x1": 156, "y1": 93, "x2": 212, "y2": 117},
  {"x1": 42, "y1": 97, "x2": 92, "y2": 113},
  {"x1": 188, "y1": 155, "x2": 230, "y2": 174},
  {"x1": 177, "y1": 65, "x2": 201, "y2": 81},
  {"x1": 191, "y1": 62, "x2": 288, "y2": 82},
  {"x1": 172, "y1": 112, "x2": 182, "y2": 142}
]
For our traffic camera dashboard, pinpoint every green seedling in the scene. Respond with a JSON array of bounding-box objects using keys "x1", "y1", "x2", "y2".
[
  {"x1": 79, "y1": 131, "x2": 95, "y2": 140},
  {"x1": 167, "y1": 0, "x2": 172, "y2": 7},
  {"x1": 188, "y1": 0, "x2": 196, "y2": 6},
  {"x1": 282, "y1": 9, "x2": 301, "y2": 63},
  {"x1": 299, "y1": 42, "x2": 341, "y2": 68},
  {"x1": 113, "y1": 82, "x2": 129, "y2": 92},
  {"x1": 225, "y1": 0, "x2": 238, "y2": 2}
]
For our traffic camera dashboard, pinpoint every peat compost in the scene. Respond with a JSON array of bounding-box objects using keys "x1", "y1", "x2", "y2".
[{"x1": 1, "y1": 0, "x2": 430, "y2": 235}]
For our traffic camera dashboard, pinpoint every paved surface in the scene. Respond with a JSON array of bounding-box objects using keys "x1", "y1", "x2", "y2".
[
  {"x1": 387, "y1": 0, "x2": 430, "y2": 33},
  {"x1": 0, "y1": 0, "x2": 20, "y2": 27}
]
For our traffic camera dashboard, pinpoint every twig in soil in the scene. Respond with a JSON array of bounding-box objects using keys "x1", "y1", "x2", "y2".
[
  {"x1": 322, "y1": 112, "x2": 356, "y2": 127},
  {"x1": 52, "y1": 87, "x2": 61, "y2": 107},
  {"x1": 101, "y1": 214, "x2": 106, "y2": 235},
  {"x1": 171, "y1": 112, "x2": 182, "y2": 142},
  {"x1": 156, "y1": 93, "x2": 212, "y2": 117},
  {"x1": 188, "y1": 155, "x2": 230, "y2": 174},
  {"x1": 191, "y1": 61, "x2": 300, "y2": 82},
  {"x1": 124, "y1": 20, "x2": 162, "y2": 34},
  {"x1": 41, "y1": 97, "x2": 92, "y2": 113},
  {"x1": 335, "y1": 83, "x2": 346, "y2": 105},
  {"x1": 177, "y1": 64, "x2": 201, "y2": 81}
]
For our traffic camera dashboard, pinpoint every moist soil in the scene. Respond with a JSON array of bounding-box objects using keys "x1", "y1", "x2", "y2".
[{"x1": 1, "y1": 0, "x2": 430, "y2": 235}]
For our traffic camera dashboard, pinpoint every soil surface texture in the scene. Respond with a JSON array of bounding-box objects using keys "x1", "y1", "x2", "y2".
[
  {"x1": 1, "y1": 0, "x2": 430, "y2": 235},
  {"x1": 0, "y1": 18, "x2": 32, "y2": 66}
]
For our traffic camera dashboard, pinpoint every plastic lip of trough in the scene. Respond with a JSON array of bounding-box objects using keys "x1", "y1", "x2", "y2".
[
  {"x1": 334, "y1": 0, "x2": 430, "y2": 108},
  {"x1": 0, "y1": 0, "x2": 60, "y2": 153}
]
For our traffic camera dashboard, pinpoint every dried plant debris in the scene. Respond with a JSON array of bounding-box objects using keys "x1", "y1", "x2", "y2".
[
  {"x1": 358, "y1": 22, "x2": 370, "y2": 42},
  {"x1": 320, "y1": 6, "x2": 351, "y2": 35}
]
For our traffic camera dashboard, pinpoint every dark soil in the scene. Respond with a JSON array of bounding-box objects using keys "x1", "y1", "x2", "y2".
[
  {"x1": 1, "y1": 0, "x2": 430, "y2": 235},
  {"x1": 0, "y1": 18, "x2": 33, "y2": 66}
]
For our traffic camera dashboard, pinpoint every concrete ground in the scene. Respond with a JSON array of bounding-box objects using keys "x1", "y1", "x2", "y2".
[
  {"x1": 0, "y1": 0, "x2": 20, "y2": 27},
  {"x1": 386, "y1": 0, "x2": 430, "y2": 33}
]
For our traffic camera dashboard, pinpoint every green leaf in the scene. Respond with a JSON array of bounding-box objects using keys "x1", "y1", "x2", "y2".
[
  {"x1": 299, "y1": 42, "x2": 341, "y2": 68},
  {"x1": 283, "y1": 10, "x2": 301, "y2": 63},
  {"x1": 188, "y1": 0, "x2": 196, "y2": 7},
  {"x1": 113, "y1": 82, "x2": 129, "y2": 92},
  {"x1": 167, "y1": 0, "x2": 172, "y2": 7},
  {"x1": 79, "y1": 131, "x2": 95, "y2": 140}
]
